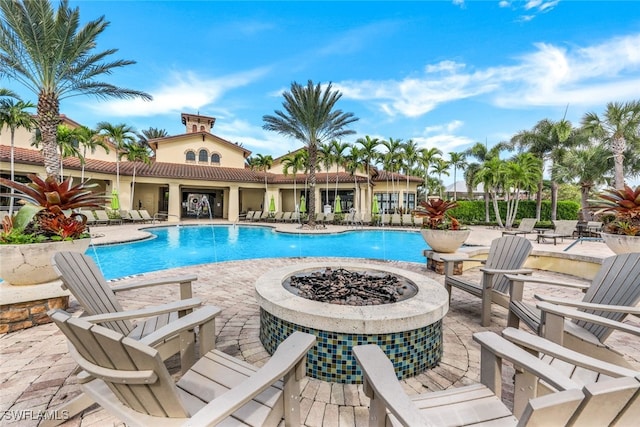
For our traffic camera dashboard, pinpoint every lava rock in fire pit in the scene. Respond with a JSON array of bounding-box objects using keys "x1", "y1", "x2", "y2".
[{"x1": 288, "y1": 267, "x2": 411, "y2": 305}]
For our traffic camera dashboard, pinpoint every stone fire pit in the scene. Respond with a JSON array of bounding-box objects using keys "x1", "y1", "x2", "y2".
[{"x1": 255, "y1": 262, "x2": 449, "y2": 383}]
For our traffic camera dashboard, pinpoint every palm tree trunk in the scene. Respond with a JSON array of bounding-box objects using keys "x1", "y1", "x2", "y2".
[
  {"x1": 37, "y1": 95, "x2": 62, "y2": 180},
  {"x1": 9, "y1": 129, "x2": 16, "y2": 215},
  {"x1": 611, "y1": 137, "x2": 626, "y2": 189},
  {"x1": 580, "y1": 184, "x2": 592, "y2": 221},
  {"x1": 491, "y1": 191, "x2": 504, "y2": 227},
  {"x1": 308, "y1": 145, "x2": 317, "y2": 226},
  {"x1": 484, "y1": 192, "x2": 490, "y2": 223},
  {"x1": 130, "y1": 165, "x2": 137, "y2": 210},
  {"x1": 535, "y1": 180, "x2": 543, "y2": 221},
  {"x1": 551, "y1": 181, "x2": 558, "y2": 221}
]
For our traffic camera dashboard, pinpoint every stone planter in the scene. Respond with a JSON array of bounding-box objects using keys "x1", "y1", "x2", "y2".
[
  {"x1": 420, "y1": 228, "x2": 470, "y2": 253},
  {"x1": 0, "y1": 238, "x2": 91, "y2": 286},
  {"x1": 600, "y1": 232, "x2": 640, "y2": 254}
]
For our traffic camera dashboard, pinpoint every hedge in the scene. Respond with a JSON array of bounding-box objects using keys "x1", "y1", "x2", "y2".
[{"x1": 449, "y1": 200, "x2": 580, "y2": 225}]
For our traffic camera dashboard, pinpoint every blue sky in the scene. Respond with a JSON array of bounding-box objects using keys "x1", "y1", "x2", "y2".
[{"x1": 8, "y1": 1, "x2": 640, "y2": 185}]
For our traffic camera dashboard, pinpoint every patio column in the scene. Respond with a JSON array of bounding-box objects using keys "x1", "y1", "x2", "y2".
[
  {"x1": 228, "y1": 185, "x2": 239, "y2": 222},
  {"x1": 168, "y1": 182, "x2": 181, "y2": 223}
]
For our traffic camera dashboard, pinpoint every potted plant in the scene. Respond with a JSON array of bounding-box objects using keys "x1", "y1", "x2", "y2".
[
  {"x1": 0, "y1": 174, "x2": 106, "y2": 285},
  {"x1": 589, "y1": 184, "x2": 640, "y2": 254},
  {"x1": 414, "y1": 198, "x2": 470, "y2": 253}
]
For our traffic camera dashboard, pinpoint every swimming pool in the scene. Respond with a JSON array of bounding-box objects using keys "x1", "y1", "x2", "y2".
[{"x1": 89, "y1": 225, "x2": 428, "y2": 279}]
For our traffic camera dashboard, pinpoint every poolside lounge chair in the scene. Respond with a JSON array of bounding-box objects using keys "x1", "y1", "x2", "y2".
[
  {"x1": 351, "y1": 212, "x2": 364, "y2": 227},
  {"x1": 354, "y1": 331, "x2": 640, "y2": 426},
  {"x1": 280, "y1": 211, "x2": 292, "y2": 222},
  {"x1": 401, "y1": 213, "x2": 412, "y2": 226},
  {"x1": 324, "y1": 212, "x2": 335, "y2": 225},
  {"x1": 137, "y1": 209, "x2": 154, "y2": 223},
  {"x1": 94, "y1": 209, "x2": 121, "y2": 225},
  {"x1": 390, "y1": 213, "x2": 402, "y2": 226},
  {"x1": 251, "y1": 210, "x2": 263, "y2": 221},
  {"x1": 48, "y1": 309, "x2": 316, "y2": 427},
  {"x1": 315, "y1": 212, "x2": 325, "y2": 225},
  {"x1": 536, "y1": 220, "x2": 578, "y2": 245},
  {"x1": 47, "y1": 251, "x2": 218, "y2": 425},
  {"x1": 268, "y1": 211, "x2": 283, "y2": 222},
  {"x1": 507, "y1": 252, "x2": 640, "y2": 367},
  {"x1": 442, "y1": 235, "x2": 533, "y2": 326},
  {"x1": 289, "y1": 211, "x2": 300, "y2": 223},
  {"x1": 242, "y1": 210, "x2": 255, "y2": 221},
  {"x1": 413, "y1": 216, "x2": 423, "y2": 228},
  {"x1": 502, "y1": 218, "x2": 537, "y2": 237},
  {"x1": 83, "y1": 210, "x2": 97, "y2": 226},
  {"x1": 361, "y1": 212, "x2": 372, "y2": 226},
  {"x1": 341, "y1": 211, "x2": 354, "y2": 225}
]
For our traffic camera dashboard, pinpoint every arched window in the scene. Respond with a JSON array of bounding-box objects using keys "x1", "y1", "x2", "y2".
[
  {"x1": 200, "y1": 125, "x2": 205, "y2": 131},
  {"x1": 211, "y1": 153, "x2": 220, "y2": 164},
  {"x1": 192, "y1": 124, "x2": 197, "y2": 133},
  {"x1": 185, "y1": 150, "x2": 196, "y2": 161},
  {"x1": 198, "y1": 149, "x2": 208, "y2": 162}
]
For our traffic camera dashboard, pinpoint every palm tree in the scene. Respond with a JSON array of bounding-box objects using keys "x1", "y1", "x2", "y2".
[
  {"x1": 96, "y1": 122, "x2": 137, "y2": 192},
  {"x1": 430, "y1": 158, "x2": 450, "y2": 199},
  {"x1": 0, "y1": 88, "x2": 19, "y2": 99},
  {"x1": 0, "y1": 98, "x2": 35, "y2": 215},
  {"x1": 330, "y1": 140, "x2": 350, "y2": 201},
  {"x1": 75, "y1": 125, "x2": 109, "y2": 181},
  {"x1": 55, "y1": 124, "x2": 82, "y2": 179},
  {"x1": 401, "y1": 139, "x2": 419, "y2": 208},
  {"x1": 282, "y1": 151, "x2": 306, "y2": 213},
  {"x1": 417, "y1": 147, "x2": 442, "y2": 200},
  {"x1": 581, "y1": 100, "x2": 640, "y2": 190},
  {"x1": 355, "y1": 135, "x2": 380, "y2": 212},
  {"x1": 318, "y1": 142, "x2": 334, "y2": 206},
  {"x1": 138, "y1": 127, "x2": 169, "y2": 141},
  {"x1": 448, "y1": 151, "x2": 467, "y2": 201},
  {"x1": 344, "y1": 145, "x2": 363, "y2": 212},
  {"x1": 122, "y1": 141, "x2": 152, "y2": 209},
  {"x1": 253, "y1": 153, "x2": 273, "y2": 211},
  {"x1": 474, "y1": 156, "x2": 506, "y2": 227},
  {"x1": 381, "y1": 137, "x2": 403, "y2": 211},
  {"x1": 503, "y1": 153, "x2": 542, "y2": 228},
  {"x1": 263, "y1": 80, "x2": 358, "y2": 226},
  {"x1": 0, "y1": 0, "x2": 151, "y2": 180},
  {"x1": 464, "y1": 142, "x2": 507, "y2": 222},
  {"x1": 553, "y1": 141, "x2": 611, "y2": 220}
]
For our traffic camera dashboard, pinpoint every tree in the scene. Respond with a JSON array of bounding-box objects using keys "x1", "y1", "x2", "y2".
[
  {"x1": 263, "y1": 80, "x2": 357, "y2": 227},
  {"x1": 282, "y1": 150, "x2": 306, "y2": 214},
  {"x1": 138, "y1": 127, "x2": 169, "y2": 142},
  {"x1": 318, "y1": 142, "x2": 334, "y2": 206},
  {"x1": 581, "y1": 100, "x2": 640, "y2": 190},
  {"x1": 448, "y1": 151, "x2": 467, "y2": 201},
  {"x1": 474, "y1": 157, "x2": 506, "y2": 227},
  {"x1": 417, "y1": 147, "x2": 442, "y2": 200},
  {"x1": 55, "y1": 124, "x2": 82, "y2": 179},
  {"x1": 402, "y1": 139, "x2": 419, "y2": 208},
  {"x1": 0, "y1": 98, "x2": 35, "y2": 215},
  {"x1": 344, "y1": 145, "x2": 363, "y2": 212},
  {"x1": 251, "y1": 154, "x2": 273, "y2": 211},
  {"x1": 330, "y1": 140, "x2": 350, "y2": 201},
  {"x1": 121, "y1": 141, "x2": 152, "y2": 209},
  {"x1": 355, "y1": 135, "x2": 380, "y2": 212},
  {"x1": 0, "y1": 0, "x2": 151, "y2": 180},
  {"x1": 381, "y1": 137, "x2": 403, "y2": 211},
  {"x1": 465, "y1": 142, "x2": 508, "y2": 222},
  {"x1": 430, "y1": 158, "x2": 450, "y2": 199},
  {"x1": 96, "y1": 122, "x2": 136, "y2": 192},
  {"x1": 75, "y1": 125, "x2": 109, "y2": 181},
  {"x1": 503, "y1": 153, "x2": 542, "y2": 228}
]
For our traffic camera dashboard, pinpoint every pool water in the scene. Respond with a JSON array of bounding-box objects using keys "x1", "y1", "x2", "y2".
[{"x1": 89, "y1": 225, "x2": 428, "y2": 280}]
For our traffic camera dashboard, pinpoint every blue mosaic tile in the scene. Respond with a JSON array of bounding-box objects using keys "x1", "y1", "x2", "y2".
[{"x1": 259, "y1": 308, "x2": 443, "y2": 384}]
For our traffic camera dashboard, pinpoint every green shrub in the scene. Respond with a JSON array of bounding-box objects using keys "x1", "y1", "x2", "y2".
[{"x1": 450, "y1": 200, "x2": 580, "y2": 225}]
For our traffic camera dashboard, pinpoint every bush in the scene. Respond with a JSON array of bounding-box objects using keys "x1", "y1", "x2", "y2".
[{"x1": 450, "y1": 200, "x2": 580, "y2": 225}]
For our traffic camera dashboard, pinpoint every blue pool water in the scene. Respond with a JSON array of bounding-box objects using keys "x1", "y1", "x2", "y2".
[{"x1": 89, "y1": 225, "x2": 428, "y2": 279}]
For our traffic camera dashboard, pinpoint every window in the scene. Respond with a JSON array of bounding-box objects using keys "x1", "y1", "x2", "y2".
[
  {"x1": 211, "y1": 153, "x2": 220, "y2": 163},
  {"x1": 185, "y1": 151, "x2": 196, "y2": 161},
  {"x1": 200, "y1": 125, "x2": 205, "y2": 131},
  {"x1": 198, "y1": 149, "x2": 208, "y2": 162},
  {"x1": 192, "y1": 124, "x2": 197, "y2": 133},
  {"x1": 403, "y1": 193, "x2": 416, "y2": 210}
]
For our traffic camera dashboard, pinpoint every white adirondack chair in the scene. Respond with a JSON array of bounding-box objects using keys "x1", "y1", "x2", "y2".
[
  {"x1": 49, "y1": 309, "x2": 316, "y2": 426},
  {"x1": 442, "y1": 235, "x2": 533, "y2": 326}
]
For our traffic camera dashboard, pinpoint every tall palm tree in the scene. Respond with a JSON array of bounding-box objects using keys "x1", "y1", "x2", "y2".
[
  {"x1": 503, "y1": 153, "x2": 542, "y2": 228},
  {"x1": 96, "y1": 122, "x2": 136, "y2": 192},
  {"x1": 430, "y1": 158, "x2": 450, "y2": 199},
  {"x1": 464, "y1": 142, "x2": 506, "y2": 222},
  {"x1": 381, "y1": 137, "x2": 403, "y2": 211},
  {"x1": 75, "y1": 125, "x2": 109, "y2": 181},
  {"x1": 417, "y1": 147, "x2": 442, "y2": 200},
  {"x1": 581, "y1": 100, "x2": 640, "y2": 190},
  {"x1": 344, "y1": 145, "x2": 363, "y2": 212},
  {"x1": 448, "y1": 151, "x2": 467, "y2": 201},
  {"x1": 318, "y1": 142, "x2": 334, "y2": 207},
  {"x1": 473, "y1": 156, "x2": 506, "y2": 227},
  {"x1": 0, "y1": 88, "x2": 19, "y2": 99},
  {"x1": 330, "y1": 140, "x2": 350, "y2": 201},
  {"x1": 55, "y1": 124, "x2": 82, "y2": 179},
  {"x1": 121, "y1": 141, "x2": 152, "y2": 210},
  {"x1": 401, "y1": 139, "x2": 419, "y2": 208},
  {"x1": 0, "y1": 98, "x2": 35, "y2": 214},
  {"x1": 263, "y1": 80, "x2": 358, "y2": 226},
  {"x1": 0, "y1": 0, "x2": 151, "y2": 180},
  {"x1": 282, "y1": 150, "x2": 306, "y2": 213},
  {"x1": 251, "y1": 153, "x2": 273, "y2": 210},
  {"x1": 138, "y1": 127, "x2": 169, "y2": 141},
  {"x1": 355, "y1": 135, "x2": 380, "y2": 212}
]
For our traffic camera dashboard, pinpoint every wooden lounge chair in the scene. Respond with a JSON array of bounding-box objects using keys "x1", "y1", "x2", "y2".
[
  {"x1": 48, "y1": 309, "x2": 316, "y2": 427},
  {"x1": 536, "y1": 220, "x2": 578, "y2": 245},
  {"x1": 354, "y1": 331, "x2": 640, "y2": 426},
  {"x1": 46, "y1": 251, "x2": 219, "y2": 426},
  {"x1": 442, "y1": 235, "x2": 533, "y2": 326},
  {"x1": 508, "y1": 252, "x2": 640, "y2": 367},
  {"x1": 502, "y1": 218, "x2": 537, "y2": 237}
]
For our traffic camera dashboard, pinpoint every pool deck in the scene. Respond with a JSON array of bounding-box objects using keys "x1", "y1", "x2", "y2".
[{"x1": 1, "y1": 221, "x2": 638, "y2": 426}]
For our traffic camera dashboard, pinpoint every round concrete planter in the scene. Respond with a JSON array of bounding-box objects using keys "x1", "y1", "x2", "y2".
[
  {"x1": 0, "y1": 238, "x2": 91, "y2": 285},
  {"x1": 420, "y1": 228, "x2": 470, "y2": 253},
  {"x1": 600, "y1": 232, "x2": 640, "y2": 254}
]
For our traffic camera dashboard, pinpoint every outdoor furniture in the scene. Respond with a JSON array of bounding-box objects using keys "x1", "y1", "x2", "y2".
[
  {"x1": 353, "y1": 330, "x2": 640, "y2": 426},
  {"x1": 324, "y1": 212, "x2": 335, "y2": 224},
  {"x1": 401, "y1": 213, "x2": 412, "y2": 226},
  {"x1": 94, "y1": 209, "x2": 121, "y2": 225},
  {"x1": 442, "y1": 235, "x2": 533, "y2": 326},
  {"x1": 413, "y1": 216, "x2": 423, "y2": 228},
  {"x1": 46, "y1": 251, "x2": 219, "y2": 426},
  {"x1": 315, "y1": 212, "x2": 325, "y2": 224},
  {"x1": 536, "y1": 220, "x2": 579, "y2": 245},
  {"x1": 502, "y1": 218, "x2": 537, "y2": 237},
  {"x1": 280, "y1": 211, "x2": 292, "y2": 222},
  {"x1": 269, "y1": 211, "x2": 284, "y2": 222},
  {"x1": 137, "y1": 209, "x2": 154, "y2": 223},
  {"x1": 501, "y1": 326, "x2": 640, "y2": 416},
  {"x1": 289, "y1": 211, "x2": 300, "y2": 223},
  {"x1": 508, "y1": 252, "x2": 640, "y2": 367},
  {"x1": 251, "y1": 210, "x2": 263, "y2": 221},
  {"x1": 242, "y1": 210, "x2": 255, "y2": 221},
  {"x1": 390, "y1": 213, "x2": 402, "y2": 226},
  {"x1": 48, "y1": 309, "x2": 316, "y2": 427}
]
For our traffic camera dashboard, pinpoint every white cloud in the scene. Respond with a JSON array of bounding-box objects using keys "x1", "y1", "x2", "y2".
[
  {"x1": 338, "y1": 33, "x2": 640, "y2": 117},
  {"x1": 87, "y1": 68, "x2": 270, "y2": 117},
  {"x1": 499, "y1": 1, "x2": 512, "y2": 8}
]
